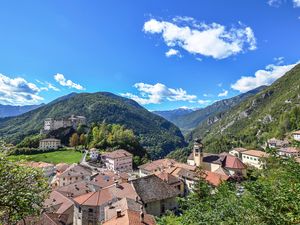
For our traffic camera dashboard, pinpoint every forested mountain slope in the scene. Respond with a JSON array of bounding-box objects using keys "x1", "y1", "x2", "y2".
[
  {"x1": 192, "y1": 64, "x2": 300, "y2": 152},
  {"x1": 0, "y1": 92, "x2": 185, "y2": 158}
]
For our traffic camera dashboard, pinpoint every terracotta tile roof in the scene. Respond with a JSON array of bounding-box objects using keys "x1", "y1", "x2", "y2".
[
  {"x1": 176, "y1": 168, "x2": 199, "y2": 181},
  {"x1": 73, "y1": 188, "x2": 113, "y2": 206},
  {"x1": 58, "y1": 164, "x2": 92, "y2": 178},
  {"x1": 155, "y1": 171, "x2": 181, "y2": 185},
  {"x1": 103, "y1": 209, "x2": 156, "y2": 225},
  {"x1": 139, "y1": 159, "x2": 196, "y2": 173},
  {"x1": 42, "y1": 212, "x2": 69, "y2": 225},
  {"x1": 56, "y1": 163, "x2": 69, "y2": 173},
  {"x1": 90, "y1": 172, "x2": 118, "y2": 188},
  {"x1": 268, "y1": 138, "x2": 289, "y2": 146},
  {"x1": 278, "y1": 147, "x2": 300, "y2": 153},
  {"x1": 131, "y1": 175, "x2": 180, "y2": 204},
  {"x1": 102, "y1": 149, "x2": 132, "y2": 159},
  {"x1": 104, "y1": 197, "x2": 143, "y2": 221},
  {"x1": 213, "y1": 167, "x2": 230, "y2": 176},
  {"x1": 221, "y1": 154, "x2": 246, "y2": 169},
  {"x1": 74, "y1": 183, "x2": 138, "y2": 206},
  {"x1": 56, "y1": 180, "x2": 101, "y2": 198},
  {"x1": 242, "y1": 150, "x2": 269, "y2": 158},
  {"x1": 202, "y1": 171, "x2": 229, "y2": 187}
]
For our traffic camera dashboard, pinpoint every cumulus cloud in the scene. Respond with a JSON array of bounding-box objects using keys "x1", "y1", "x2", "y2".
[
  {"x1": 54, "y1": 73, "x2": 85, "y2": 90},
  {"x1": 143, "y1": 18, "x2": 256, "y2": 59},
  {"x1": 121, "y1": 83, "x2": 197, "y2": 105},
  {"x1": 218, "y1": 89, "x2": 228, "y2": 97},
  {"x1": 0, "y1": 74, "x2": 43, "y2": 105},
  {"x1": 165, "y1": 48, "x2": 181, "y2": 57},
  {"x1": 294, "y1": 0, "x2": 300, "y2": 7},
  {"x1": 231, "y1": 61, "x2": 299, "y2": 93}
]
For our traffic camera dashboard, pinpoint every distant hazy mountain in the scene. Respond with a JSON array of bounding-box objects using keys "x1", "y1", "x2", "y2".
[
  {"x1": 0, "y1": 92, "x2": 185, "y2": 158},
  {"x1": 154, "y1": 107, "x2": 196, "y2": 122},
  {"x1": 155, "y1": 86, "x2": 267, "y2": 134},
  {"x1": 0, "y1": 104, "x2": 44, "y2": 118}
]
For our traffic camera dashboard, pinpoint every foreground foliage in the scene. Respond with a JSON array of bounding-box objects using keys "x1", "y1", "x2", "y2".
[
  {"x1": 0, "y1": 156, "x2": 50, "y2": 224},
  {"x1": 158, "y1": 156, "x2": 300, "y2": 225}
]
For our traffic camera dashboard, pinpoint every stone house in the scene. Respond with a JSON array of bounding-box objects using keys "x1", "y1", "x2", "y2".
[{"x1": 131, "y1": 175, "x2": 180, "y2": 216}]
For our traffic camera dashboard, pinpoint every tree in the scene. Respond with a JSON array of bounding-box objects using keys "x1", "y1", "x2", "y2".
[
  {"x1": 79, "y1": 134, "x2": 86, "y2": 147},
  {"x1": 0, "y1": 156, "x2": 50, "y2": 224},
  {"x1": 69, "y1": 133, "x2": 79, "y2": 148}
]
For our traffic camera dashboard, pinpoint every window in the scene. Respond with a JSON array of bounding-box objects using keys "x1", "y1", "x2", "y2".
[
  {"x1": 88, "y1": 208, "x2": 93, "y2": 213},
  {"x1": 79, "y1": 207, "x2": 82, "y2": 213}
]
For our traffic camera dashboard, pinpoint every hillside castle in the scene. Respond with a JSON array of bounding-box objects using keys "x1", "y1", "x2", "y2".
[{"x1": 43, "y1": 115, "x2": 86, "y2": 132}]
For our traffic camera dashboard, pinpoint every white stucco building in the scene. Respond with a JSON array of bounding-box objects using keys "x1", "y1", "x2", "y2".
[
  {"x1": 39, "y1": 138, "x2": 61, "y2": 150},
  {"x1": 89, "y1": 148, "x2": 99, "y2": 161},
  {"x1": 293, "y1": 131, "x2": 300, "y2": 142},
  {"x1": 101, "y1": 149, "x2": 133, "y2": 172},
  {"x1": 241, "y1": 150, "x2": 269, "y2": 169}
]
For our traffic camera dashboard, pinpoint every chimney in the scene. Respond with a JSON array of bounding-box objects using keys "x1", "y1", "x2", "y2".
[{"x1": 116, "y1": 209, "x2": 122, "y2": 218}]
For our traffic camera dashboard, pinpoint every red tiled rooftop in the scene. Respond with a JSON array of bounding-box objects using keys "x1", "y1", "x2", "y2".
[{"x1": 103, "y1": 209, "x2": 156, "y2": 225}]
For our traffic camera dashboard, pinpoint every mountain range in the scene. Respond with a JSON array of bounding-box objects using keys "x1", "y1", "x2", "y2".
[
  {"x1": 1, "y1": 63, "x2": 299, "y2": 156},
  {"x1": 154, "y1": 86, "x2": 267, "y2": 134},
  {"x1": 195, "y1": 63, "x2": 300, "y2": 152},
  {"x1": 0, "y1": 104, "x2": 44, "y2": 118},
  {"x1": 0, "y1": 92, "x2": 185, "y2": 158}
]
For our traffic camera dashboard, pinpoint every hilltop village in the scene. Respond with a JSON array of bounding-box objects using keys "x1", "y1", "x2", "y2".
[{"x1": 3, "y1": 114, "x2": 299, "y2": 225}]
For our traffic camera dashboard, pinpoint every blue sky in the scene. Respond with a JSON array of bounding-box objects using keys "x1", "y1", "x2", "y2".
[{"x1": 0, "y1": 0, "x2": 299, "y2": 110}]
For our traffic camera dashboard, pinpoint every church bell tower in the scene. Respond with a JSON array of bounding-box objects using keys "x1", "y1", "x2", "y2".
[{"x1": 193, "y1": 138, "x2": 203, "y2": 167}]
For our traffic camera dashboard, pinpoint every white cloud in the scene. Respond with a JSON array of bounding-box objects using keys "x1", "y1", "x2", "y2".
[
  {"x1": 36, "y1": 80, "x2": 60, "y2": 92},
  {"x1": 195, "y1": 57, "x2": 203, "y2": 62},
  {"x1": 143, "y1": 18, "x2": 256, "y2": 59},
  {"x1": 294, "y1": 0, "x2": 300, "y2": 7},
  {"x1": 165, "y1": 48, "x2": 181, "y2": 57},
  {"x1": 198, "y1": 99, "x2": 211, "y2": 105},
  {"x1": 46, "y1": 82, "x2": 60, "y2": 91},
  {"x1": 218, "y1": 89, "x2": 228, "y2": 97},
  {"x1": 268, "y1": 0, "x2": 300, "y2": 7},
  {"x1": 231, "y1": 61, "x2": 299, "y2": 93},
  {"x1": 121, "y1": 83, "x2": 197, "y2": 105},
  {"x1": 274, "y1": 56, "x2": 284, "y2": 65},
  {"x1": 54, "y1": 73, "x2": 85, "y2": 90},
  {"x1": 0, "y1": 74, "x2": 43, "y2": 105},
  {"x1": 267, "y1": 0, "x2": 282, "y2": 7}
]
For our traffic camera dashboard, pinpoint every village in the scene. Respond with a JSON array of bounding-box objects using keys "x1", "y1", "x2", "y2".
[{"x1": 17, "y1": 116, "x2": 300, "y2": 225}]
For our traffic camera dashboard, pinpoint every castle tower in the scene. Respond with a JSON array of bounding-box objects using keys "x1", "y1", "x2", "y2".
[{"x1": 193, "y1": 138, "x2": 204, "y2": 167}]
